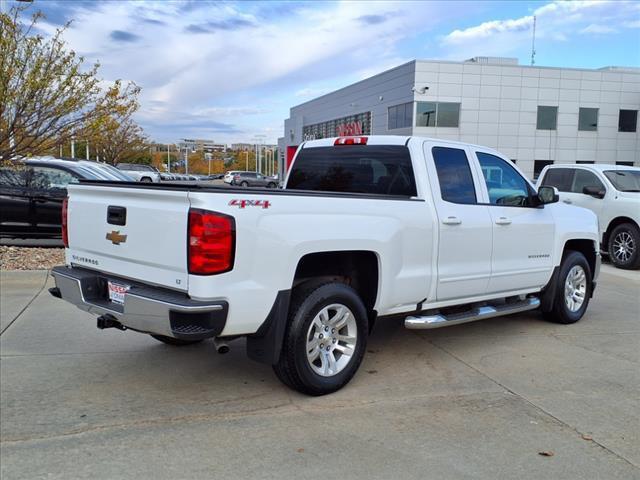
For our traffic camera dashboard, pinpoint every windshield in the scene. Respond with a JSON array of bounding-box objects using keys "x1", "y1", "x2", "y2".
[{"x1": 604, "y1": 170, "x2": 640, "y2": 192}]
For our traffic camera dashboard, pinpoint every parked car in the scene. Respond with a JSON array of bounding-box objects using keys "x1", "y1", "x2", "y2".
[
  {"x1": 231, "y1": 171, "x2": 278, "y2": 188},
  {"x1": 537, "y1": 164, "x2": 640, "y2": 269},
  {"x1": 224, "y1": 171, "x2": 242, "y2": 184},
  {"x1": 51, "y1": 135, "x2": 599, "y2": 395},
  {"x1": 115, "y1": 163, "x2": 161, "y2": 182},
  {"x1": 0, "y1": 157, "x2": 131, "y2": 238}
]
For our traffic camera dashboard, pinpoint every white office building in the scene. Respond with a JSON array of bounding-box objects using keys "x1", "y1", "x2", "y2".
[{"x1": 279, "y1": 57, "x2": 640, "y2": 178}]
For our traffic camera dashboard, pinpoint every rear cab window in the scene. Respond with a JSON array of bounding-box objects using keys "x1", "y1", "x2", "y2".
[{"x1": 286, "y1": 145, "x2": 417, "y2": 196}]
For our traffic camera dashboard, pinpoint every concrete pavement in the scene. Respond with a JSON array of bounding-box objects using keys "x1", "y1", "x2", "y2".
[{"x1": 1, "y1": 265, "x2": 638, "y2": 479}]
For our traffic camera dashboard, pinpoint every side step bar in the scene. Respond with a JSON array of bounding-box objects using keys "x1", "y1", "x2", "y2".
[{"x1": 405, "y1": 297, "x2": 540, "y2": 330}]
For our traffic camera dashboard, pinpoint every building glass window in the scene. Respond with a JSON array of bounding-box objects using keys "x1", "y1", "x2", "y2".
[
  {"x1": 616, "y1": 161, "x2": 634, "y2": 166},
  {"x1": 533, "y1": 160, "x2": 554, "y2": 179},
  {"x1": 618, "y1": 110, "x2": 638, "y2": 132},
  {"x1": 576, "y1": 161, "x2": 594, "y2": 164},
  {"x1": 387, "y1": 102, "x2": 413, "y2": 130},
  {"x1": 416, "y1": 102, "x2": 460, "y2": 128},
  {"x1": 578, "y1": 108, "x2": 598, "y2": 131},
  {"x1": 431, "y1": 147, "x2": 476, "y2": 204},
  {"x1": 536, "y1": 106, "x2": 558, "y2": 130}
]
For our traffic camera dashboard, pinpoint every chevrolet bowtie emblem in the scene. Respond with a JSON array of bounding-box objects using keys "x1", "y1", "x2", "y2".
[{"x1": 106, "y1": 230, "x2": 127, "y2": 245}]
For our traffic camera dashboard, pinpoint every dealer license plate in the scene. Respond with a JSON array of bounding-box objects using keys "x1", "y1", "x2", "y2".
[{"x1": 107, "y1": 281, "x2": 130, "y2": 305}]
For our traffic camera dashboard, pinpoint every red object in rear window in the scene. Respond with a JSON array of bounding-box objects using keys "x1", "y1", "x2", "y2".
[
  {"x1": 188, "y1": 209, "x2": 235, "y2": 275},
  {"x1": 62, "y1": 197, "x2": 69, "y2": 247},
  {"x1": 334, "y1": 136, "x2": 368, "y2": 145}
]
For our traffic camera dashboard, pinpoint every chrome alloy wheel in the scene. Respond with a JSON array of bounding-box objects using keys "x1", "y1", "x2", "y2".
[
  {"x1": 613, "y1": 231, "x2": 635, "y2": 264},
  {"x1": 305, "y1": 303, "x2": 358, "y2": 377},
  {"x1": 564, "y1": 265, "x2": 587, "y2": 312}
]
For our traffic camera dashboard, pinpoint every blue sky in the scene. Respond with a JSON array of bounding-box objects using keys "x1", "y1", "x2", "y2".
[{"x1": 14, "y1": 0, "x2": 640, "y2": 144}]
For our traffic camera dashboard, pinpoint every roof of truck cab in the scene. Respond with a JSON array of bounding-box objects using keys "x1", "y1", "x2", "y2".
[{"x1": 301, "y1": 135, "x2": 499, "y2": 150}]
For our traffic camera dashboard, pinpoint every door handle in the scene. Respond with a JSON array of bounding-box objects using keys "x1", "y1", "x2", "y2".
[
  {"x1": 495, "y1": 217, "x2": 512, "y2": 225},
  {"x1": 442, "y1": 216, "x2": 462, "y2": 225},
  {"x1": 563, "y1": 199, "x2": 572, "y2": 204}
]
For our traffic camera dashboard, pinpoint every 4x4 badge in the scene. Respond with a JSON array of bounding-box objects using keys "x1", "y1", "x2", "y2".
[{"x1": 106, "y1": 230, "x2": 127, "y2": 245}]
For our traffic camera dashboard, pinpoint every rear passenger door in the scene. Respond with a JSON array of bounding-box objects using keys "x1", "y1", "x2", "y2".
[
  {"x1": 473, "y1": 151, "x2": 555, "y2": 294},
  {"x1": 423, "y1": 142, "x2": 493, "y2": 301}
]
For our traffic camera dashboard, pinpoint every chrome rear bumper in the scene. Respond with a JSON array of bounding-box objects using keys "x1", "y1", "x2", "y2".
[{"x1": 50, "y1": 266, "x2": 227, "y2": 340}]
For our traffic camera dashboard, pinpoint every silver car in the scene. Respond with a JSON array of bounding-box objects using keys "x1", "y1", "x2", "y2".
[{"x1": 231, "y1": 172, "x2": 278, "y2": 188}]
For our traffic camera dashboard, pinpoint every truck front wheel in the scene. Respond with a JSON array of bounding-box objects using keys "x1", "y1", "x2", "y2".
[
  {"x1": 544, "y1": 251, "x2": 592, "y2": 324},
  {"x1": 274, "y1": 282, "x2": 368, "y2": 396}
]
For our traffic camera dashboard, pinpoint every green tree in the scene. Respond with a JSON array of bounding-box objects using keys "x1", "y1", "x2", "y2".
[
  {"x1": 83, "y1": 80, "x2": 147, "y2": 165},
  {"x1": 0, "y1": 7, "x2": 102, "y2": 161}
]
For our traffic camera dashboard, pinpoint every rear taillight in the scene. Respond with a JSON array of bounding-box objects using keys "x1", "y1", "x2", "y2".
[
  {"x1": 188, "y1": 208, "x2": 235, "y2": 275},
  {"x1": 334, "y1": 136, "x2": 368, "y2": 145},
  {"x1": 62, "y1": 197, "x2": 69, "y2": 247}
]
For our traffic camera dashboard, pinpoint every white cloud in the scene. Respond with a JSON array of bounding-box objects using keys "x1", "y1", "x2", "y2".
[
  {"x1": 440, "y1": 0, "x2": 639, "y2": 58},
  {"x1": 33, "y1": 0, "x2": 447, "y2": 142}
]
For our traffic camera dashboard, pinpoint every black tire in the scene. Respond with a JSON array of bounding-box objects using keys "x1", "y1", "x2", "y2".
[
  {"x1": 273, "y1": 282, "x2": 368, "y2": 396},
  {"x1": 543, "y1": 251, "x2": 592, "y2": 324},
  {"x1": 241, "y1": 181, "x2": 249, "y2": 187},
  {"x1": 267, "y1": 182, "x2": 276, "y2": 189},
  {"x1": 150, "y1": 334, "x2": 203, "y2": 346},
  {"x1": 140, "y1": 177, "x2": 152, "y2": 183},
  {"x1": 607, "y1": 223, "x2": 640, "y2": 270}
]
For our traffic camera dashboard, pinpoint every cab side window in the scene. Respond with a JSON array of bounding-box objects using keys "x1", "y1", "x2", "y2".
[
  {"x1": 29, "y1": 167, "x2": 78, "y2": 190},
  {"x1": 540, "y1": 168, "x2": 574, "y2": 192},
  {"x1": 572, "y1": 169, "x2": 605, "y2": 195},
  {"x1": 432, "y1": 147, "x2": 477, "y2": 204},
  {"x1": 476, "y1": 152, "x2": 531, "y2": 206}
]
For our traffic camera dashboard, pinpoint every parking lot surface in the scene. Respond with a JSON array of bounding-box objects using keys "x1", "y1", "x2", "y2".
[{"x1": 1, "y1": 265, "x2": 638, "y2": 479}]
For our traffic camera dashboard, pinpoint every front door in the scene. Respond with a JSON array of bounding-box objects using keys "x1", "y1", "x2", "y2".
[
  {"x1": 473, "y1": 151, "x2": 555, "y2": 293},
  {"x1": 424, "y1": 143, "x2": 493, "y2": 302}
]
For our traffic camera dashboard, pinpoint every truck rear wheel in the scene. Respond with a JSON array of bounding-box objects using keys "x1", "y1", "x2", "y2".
[
  {"x1": 150, "y1": 334, "x2": 203, "y2": 346},
  {"x1": 273, "y1": 282, "x2": 368, "y2": 396},
  {"x1": 543, "y1": 251, "x2": 592, "y2": 324},
  {"x1": 608, "y1": 223, "x2": 640, "y2": 269}
]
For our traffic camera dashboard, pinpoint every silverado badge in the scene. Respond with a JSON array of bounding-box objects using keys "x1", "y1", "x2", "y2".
[{"x1": 106, "y1": 230, "x2": 127, "y2": 245}]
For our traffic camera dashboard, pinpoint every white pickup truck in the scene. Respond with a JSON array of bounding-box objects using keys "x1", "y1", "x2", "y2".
[{"x1": 50, "y1": 136, "x2": 600, "y2": 395}]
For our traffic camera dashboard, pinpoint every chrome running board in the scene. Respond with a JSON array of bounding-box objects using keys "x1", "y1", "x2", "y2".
[{"x1": 404, "y1": 297, "x2": 540, "y2": 330}]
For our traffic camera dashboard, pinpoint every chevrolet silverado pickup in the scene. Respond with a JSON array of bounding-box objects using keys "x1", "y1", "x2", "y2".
[{"x1": 50, "y1": 136, "x2": 600, "y2": 395}]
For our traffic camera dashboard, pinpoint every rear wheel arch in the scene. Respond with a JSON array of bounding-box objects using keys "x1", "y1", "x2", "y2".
[{"x1": 292, "y1": 250, "x2": 380, "y2": 320}]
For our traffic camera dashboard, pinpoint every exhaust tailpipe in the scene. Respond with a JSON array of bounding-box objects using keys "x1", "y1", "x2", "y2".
[
  {"x1": 213, "y1": 337, "x2": 230, "y2": 354},
  {"x1": 97, "y1": 314, "x2": 126, "y2": 331}
]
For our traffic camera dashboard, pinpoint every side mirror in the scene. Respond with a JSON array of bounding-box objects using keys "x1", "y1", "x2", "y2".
[
  {"x1": 582, "y1": 186, "x2": 605, "y2": 199},
  {"x1": 537, "y1": 185, "x2": 559, "y2": 205}
]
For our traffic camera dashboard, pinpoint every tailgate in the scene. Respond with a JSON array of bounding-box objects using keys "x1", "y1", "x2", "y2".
[{"x1": 66, "y1": 184, "x2": 190, "y2": 291}]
